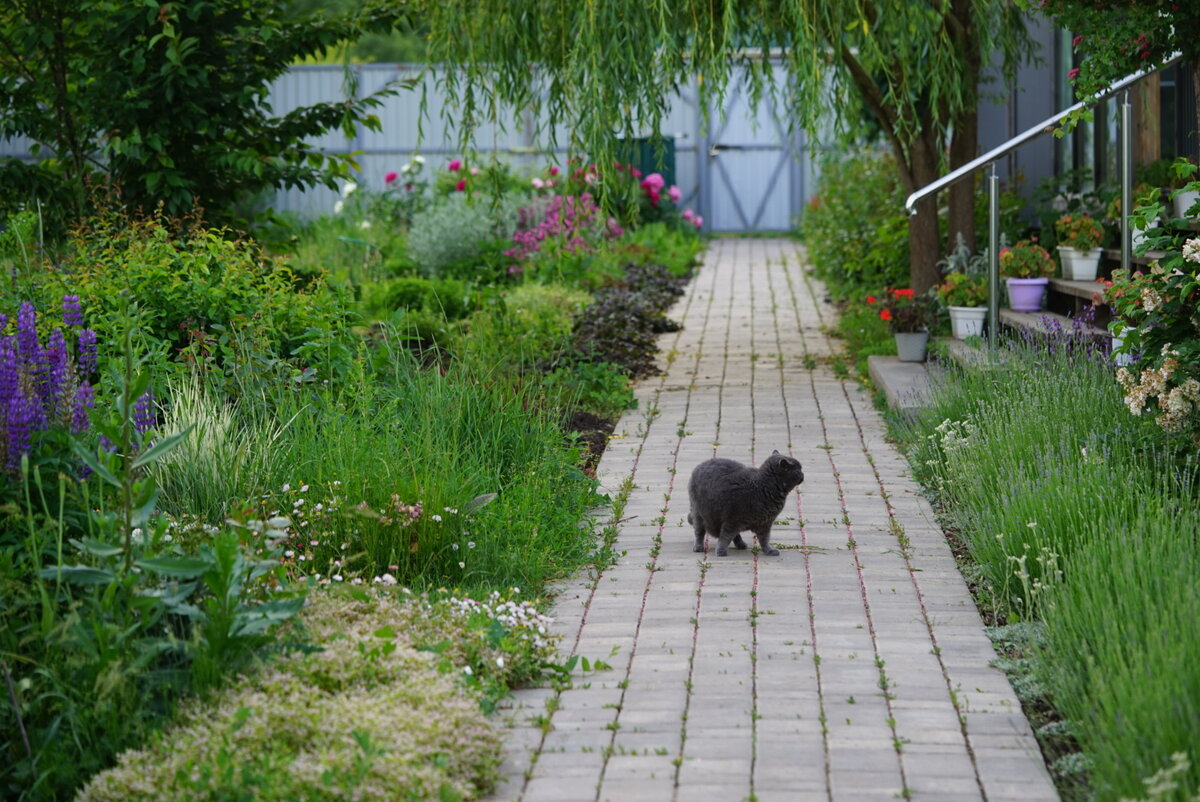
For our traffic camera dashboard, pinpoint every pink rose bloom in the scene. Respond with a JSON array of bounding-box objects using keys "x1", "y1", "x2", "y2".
[
  {"x1": 385, "y1": 171, "x2": 399, "y2": 184},
  {"x1": 641, "y1": 172, "x2": 665, "y2": 192},
  {"x1": 470, "y1": 167, "x2": 479, "y2": 175},
  {"x1": 681, "y1": 208, "x2": 695, "y2": 222},
  {"x1": 693, "y1": 215, "x2": 704, "y2": 229},
  {"x1": 668, "y1": 185, "x2": 681, "y2": 203},
  {"x1": 532, "y1": 177, "x2": 545, "y2": 189},
  {"x1": 455, "y1": 178, "x2": 467, "y2": 192},
  {"x1": 631, "y1": 168, "x2": 643, "y2": 179},
  {"x1": 448, "y1": 159, "x2": 462, "y2": 172}
]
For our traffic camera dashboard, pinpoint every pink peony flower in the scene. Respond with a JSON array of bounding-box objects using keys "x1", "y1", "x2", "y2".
[
  {"x1": 532, "y1": 177, "x2": 545, "y2": 189},
  {"x1": 693, "y1": 215, "x2": 704, "y2": 229},
  {"x1": 681, "y1": 208, "x2": 695, "y2": 222},
  {"x1": 647, "y1": 188, "x2": 661, "y2": 207},
  {"x1": 455, "y1": 178, "x2": 467, "y2": 192},
  {"x1": 631, "y1": 168, "x2": 643, "y2": 179},
  {"x1": 1068, "y1": 67, "x2": 1080, "y2": 79},
  {"x1": 549, "y1": 166, "x2": 559, "y2": 176},
  {"x1": 448, "y1": 159, "x2": 462, "y2": 172},
  {"x1": 668, "y1": 185, "x2": 681, "y2": 203},
  {"x1": 385, "y1": 171, "x2": 398, "y2": 184},
  {"x1": 641, "y1": 172, "x2": 665, "y2": 192}
]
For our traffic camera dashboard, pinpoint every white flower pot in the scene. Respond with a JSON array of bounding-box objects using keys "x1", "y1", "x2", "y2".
[
  {"x1": 1173, "y1": 189, "x2": 1200, "y2": 220},
  {"x1": 894, "y1": 331, "x2": 930, "y2": 363},
  {"x1": 1057, "y1": 246, "x2": 1102, "y2": 281},
  {"x1": 948, "y1": 306, "x2": 987, "y2": 339}
]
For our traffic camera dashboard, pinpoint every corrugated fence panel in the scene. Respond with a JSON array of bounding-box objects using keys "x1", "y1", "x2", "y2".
[{"x1": 3, "y1": 63, "x2": 815, "y2": 231}]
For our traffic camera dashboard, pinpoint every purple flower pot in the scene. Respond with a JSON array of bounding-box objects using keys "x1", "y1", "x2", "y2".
[{"x1": 1005, "y1": 277, "x2": 1049, "y2": 312}]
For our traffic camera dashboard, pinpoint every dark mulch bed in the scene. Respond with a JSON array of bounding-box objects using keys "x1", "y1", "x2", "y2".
[{"x1": 563, "y1": 410, "x2": 618, "y2": 476}]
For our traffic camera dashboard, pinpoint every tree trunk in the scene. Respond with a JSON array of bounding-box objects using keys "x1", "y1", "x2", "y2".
[
  {"x1": 946, "y1": 110, "x2": 979, "y2": 255},
  {"x1": 902, "y1": 129, "x2": 946, "y2": 294},
  {"x1": 946, "y1": 0, "x2": 982, "y2": 255}
]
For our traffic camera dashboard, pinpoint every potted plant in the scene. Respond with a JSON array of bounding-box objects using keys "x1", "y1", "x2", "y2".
[
  {"x1": 1054, "y1": 213, "x2": 1105, "y2": 280},
  {"x1": 872, "y1": 288, "x2": 936, "y2": 362},
  {"x1": 936, "y1": 272, "x2": 988, "y2": 339},
  {"x1": 1105, "y1": 184, "x2": 1160, "y2": 253},
  {"x1": 999, "y1": 239, "x2": 1055, "y2": 312},
  {"x1": 1168, "y1": 157, "x2": 1199, "y2": 220}
]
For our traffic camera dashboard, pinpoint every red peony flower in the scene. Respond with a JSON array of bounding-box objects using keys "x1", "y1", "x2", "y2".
[{"x1": 455, "y1": 178, "x2": 467, "y2": 192}]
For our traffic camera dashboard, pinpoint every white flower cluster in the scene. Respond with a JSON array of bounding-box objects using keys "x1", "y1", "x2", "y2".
[
  {"x1": 1182, "y1": 237, "x2": 1200, "y2": 264},
  {"x1": 1116, "y1": 347, "x2": 1200, "y2": 433},
  {"x1": 447, "y1": 589, "x2": 558, "y2": 653}
]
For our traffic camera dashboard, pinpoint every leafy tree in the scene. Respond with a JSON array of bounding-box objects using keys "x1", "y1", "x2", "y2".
[
  {"x1": 1033, "y1": 0, "x2": 1200, "y2": 143},
  {"x1": 421, "y1": 0, "x2": 1036, "y2": 291},
  {"x1": 0, "y1": 0, "x2": 410, "y2": 230}
]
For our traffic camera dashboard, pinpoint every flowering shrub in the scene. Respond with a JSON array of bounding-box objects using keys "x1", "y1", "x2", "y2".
[
  {"x1": 0, "y1": 297, "x2": 96, "y2": 473},
  {"x1": 936, "y1": 272, "x2": 988, "y2": 307},
  {"x1": 869, "y1": 288, "x2": 935, "y2": 333},
  {"x1": 504, "y1": 192, "x2": 622, "y2": 279},
  {"x1": 1104, "y1": 238, "x2": 1200, "y2": 441},
  {"x1": 1054, "y1": 214, "x2": 1104, "y2": 250},
  {"x1": 999, "y1": 239, "x2": 1056, "y2": 278}
]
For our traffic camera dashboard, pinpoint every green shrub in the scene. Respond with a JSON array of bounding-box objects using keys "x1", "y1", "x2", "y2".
[
  {"x1": 800, "y1": 149, "x2": 909, "y2": 298},
  {"x1": 368, "y1": 276, "x2": 482, "y2": 321},
  {"x1": 26, "y1": 210, "x2": 349, "y2": 379},
  {"x1": 460, "y1": 284, "x2": 591, "y2": 373}
]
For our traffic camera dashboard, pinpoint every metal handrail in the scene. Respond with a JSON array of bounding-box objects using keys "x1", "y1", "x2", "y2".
[{"x1": 905, "y1": 51, "x2": 1183, "y2": 349}]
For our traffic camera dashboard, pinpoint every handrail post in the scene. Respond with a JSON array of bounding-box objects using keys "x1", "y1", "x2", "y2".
[
  {"x1": 1121, "y1": 90, "x2": 1133, "y2": 273},
  {"x1": 988, "y1": 164, "x2": 999, "y2": 352}
]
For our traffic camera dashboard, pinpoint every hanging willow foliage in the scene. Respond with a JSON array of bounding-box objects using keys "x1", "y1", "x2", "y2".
[{"x1": 421, "y1": 0, "x2": 1036, "y2": 288}]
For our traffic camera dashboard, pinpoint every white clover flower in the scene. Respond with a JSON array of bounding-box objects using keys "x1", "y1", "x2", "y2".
[
  {"x1": 467, "y1": 541, "x2": 476, "y2": 549},
  {"x1": 458, "y1": 561, "x2": 466, "y2": 569},
  {"x1": 431, "y1": 514, "x2": 442, "y2": 522},
  {"x1": 332, "y1": 574, "x2": 343, "y2": 582},
  {"x1": 452, "y1": 543, "x2": 459, "y2": 551},
  {"x1": 341, "y1": 181, "x2": 357, "y2": 198},
  {"x1": 380, "y1": 573, "x2": 397, "y2": 586}
]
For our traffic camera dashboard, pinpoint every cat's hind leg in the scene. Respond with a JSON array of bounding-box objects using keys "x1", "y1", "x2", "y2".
[
  {"x1": 691, "y1": 512, "x2": 707, "y2": 553},
  {"x1": 732, "y1": 533, "x2": 748, "y2": 550},
  {"x1": 715, "y1": 529, "x2": 737, "y2": 557},
  {"x1": 754, "y1": 527, "x2": 780, "y2": 557}
]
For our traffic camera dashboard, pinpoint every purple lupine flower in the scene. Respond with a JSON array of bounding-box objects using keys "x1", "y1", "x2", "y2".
[
  {"x1": 61, "y1": 295, "x2": 83, "y2": 327},
  {"x1": 40, "y1": 328, "x2": 68, "y2": 410},
  {"x1": 77, "y1": 328, "x2": 98, "y2": 376},
  {"x1": 133, "y1": 391, "x2": 156, "y2": 438},
  {"x1": 15, "y1": 302, "x2": 38, "y2": 365},
  {"x1": 0, "y1": 337, "x2": 17, "y2": 404},
  {"x1": 71, "y1": 382, "x2": 94, "y2": 435},
  {"x1": 5, "y1": 392, "x2": 37, "y2": 470}
]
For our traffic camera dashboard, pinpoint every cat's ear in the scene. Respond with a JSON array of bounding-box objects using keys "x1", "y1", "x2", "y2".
[{"x1": 772, "y1": 449, "x2": 780, "y2": 456}]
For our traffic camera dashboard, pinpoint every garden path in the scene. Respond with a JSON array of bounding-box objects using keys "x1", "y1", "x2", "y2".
[{"x1": 486, "y1": 239, "x2": 1058, "y2": 802}]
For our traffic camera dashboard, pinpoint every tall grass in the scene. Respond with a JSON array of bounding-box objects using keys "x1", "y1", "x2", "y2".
[
  {"x1": 894, "y1": 337, "x2": 1200, "y2": 798},
  {"x1": 156, "y1": 349, "x2": 602, "y2": 596}
]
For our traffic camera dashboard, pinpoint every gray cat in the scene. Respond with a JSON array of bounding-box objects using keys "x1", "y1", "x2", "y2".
[{"x1": 687, "y1": 450, "x2": 805, "y2": 556}]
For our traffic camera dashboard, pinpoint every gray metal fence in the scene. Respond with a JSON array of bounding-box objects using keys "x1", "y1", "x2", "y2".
[{"x1": 2, "y1": 63, "x2": 822, "y2": 233}]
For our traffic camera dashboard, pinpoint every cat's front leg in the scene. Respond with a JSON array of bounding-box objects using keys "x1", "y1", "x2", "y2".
[
  {"x1": 715, "y1": 531, "x2": 736, "y2": 556},
  {"x1": 754, "y1": 527, "x2": 780, "y2": 557},
  {"x1": 691, "y1": 514, "x2": 707, "y2": 553}
]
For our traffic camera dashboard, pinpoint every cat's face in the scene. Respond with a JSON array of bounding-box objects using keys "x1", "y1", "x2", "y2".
[{"x1": 768, "y1": 450, "x2": 805, "y2": 487}]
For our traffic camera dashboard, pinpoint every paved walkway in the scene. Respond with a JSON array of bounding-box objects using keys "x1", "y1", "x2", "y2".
[{"x1": 487, "y1": 239, "x2": 1058, "y2": 802}]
